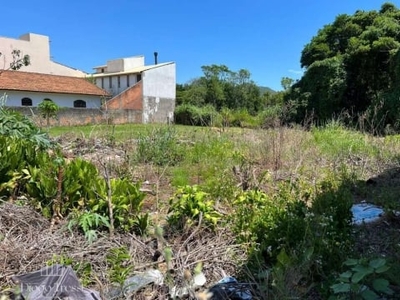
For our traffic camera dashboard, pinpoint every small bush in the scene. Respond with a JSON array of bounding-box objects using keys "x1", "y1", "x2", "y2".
[
  {"x1": 174, "y1": 104, "x2": 219, "y2": 126},
  {"x1": 232, "y1": 174, "x2": 353, "y2": 278},
  {"x1": 167, "y1": 185, "x2": 222, "y2": 230},
  {"x1": 136, "y1": 126, "x2": 185, "y2": 166},
  {"x1": 0, "y1": 102, "x2": 52, "y2": 149}
]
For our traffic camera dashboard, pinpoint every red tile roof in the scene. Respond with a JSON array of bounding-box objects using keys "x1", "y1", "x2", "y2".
[{"x1": 0, "y1": 70, "x2": 108, "y2": 96}]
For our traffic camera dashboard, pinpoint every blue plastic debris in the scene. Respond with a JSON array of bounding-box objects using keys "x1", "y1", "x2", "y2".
[{"x1": 351, "y1": 203, "x2": 384, "y2": 225}]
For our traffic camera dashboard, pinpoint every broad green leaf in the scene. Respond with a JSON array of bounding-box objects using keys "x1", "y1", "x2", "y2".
[
  {"x1": 331, "y1": 283, "x2": 351, "y2": 293},
  {"x1": 360, "y1": 288, "x2": 379, "y2": 300},
  {"x1": 352, "y1": 271, "x2": 369, "y2": 283},
  {"x1": 352, "y1": 265, "x2": 373, "y2": 275},
  {"x1": 277, "y1": 249, "x2": 291, "y2": 266},
  {"x1": 372, "y1": 278, "x2": 392, "y2": 294},
  {"x1": 339, "y1": 271, "x2": 352, "y2": 282},
  {"x1": 375, "y1": 265, "x2": 390, "y2": 274},
  {"x1": 369, "y1": 258, "x2": 386, "y2": 270}
]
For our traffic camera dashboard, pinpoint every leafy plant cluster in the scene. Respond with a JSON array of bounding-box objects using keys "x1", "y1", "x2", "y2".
[
  {"x1": 330, "y1": 258, "x2": 393, "y2": 299},
  {"x1": 174, "y1": 103, "x2": 281, "y2": 129},
  {"x1": 0, "y1": 109, "x2": 148, "y2": 241},
  {"x1": 167, "y1": 185, "x2": 222, "y2": 230},
  {"x1": 136, "y1": 126, "x2": 184, "y2": 166},
  {"x1": 0, "y1": 97, "x2": 52, "y2": 149},
  {"x1": 231, "y1": 173, "x2": 354, "y2": 289}
]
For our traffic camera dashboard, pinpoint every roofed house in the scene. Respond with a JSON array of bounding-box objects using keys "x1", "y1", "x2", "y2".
[
  {"x1": 0, "y1": 32, "x2": 176, "y2": 124},
  {"x1": 92, "y1": 54, "x2": 176, "y2": 123},
  {"x1": 0, "y1": 70, "x2": 108, "y2": 109}
]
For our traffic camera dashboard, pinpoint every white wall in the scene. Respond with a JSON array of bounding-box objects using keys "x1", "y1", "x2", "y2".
[
  {"x1": 106, "y1": 56, "x2": 144, "y2": 73},
  {"x1": 142, "y1": 63, "x2": 176, "y2": 123},
  {"x1": 1, "y1": 90, "x2": 102, "y2": 108},
  {"x1": 142, "y1": 63, "x2": 176, "y2": 98},
  {"x1": 122, "y1": 56, "x2": 144, "y2": 70},
  {"x1": 0, "y1": 33, "x2": 86, "y2": 77}
]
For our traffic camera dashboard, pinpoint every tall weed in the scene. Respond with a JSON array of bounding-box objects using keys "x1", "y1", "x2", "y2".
[{"x1": 136, "y1": 126, "x2": 185, "y2": 166}]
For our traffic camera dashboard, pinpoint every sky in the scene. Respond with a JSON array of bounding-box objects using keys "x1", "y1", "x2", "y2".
[{"x1": 1, "y1": 0, "x2": 397, "y2": 91}]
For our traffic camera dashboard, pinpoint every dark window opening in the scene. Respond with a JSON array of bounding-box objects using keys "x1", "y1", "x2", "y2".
[
  {"x1": 117, "y1": 76, "x2": 120, "y2": 88},
  {"x1": 21, "y1": 97, "x2": 32, "y2": 106},
  {"x1": 74, "y1": 100, "x2": 86, "y2": 108},
  {"x1": 101, "y1": 68, "x2": 105, "y2": 73},
  {"x1": 136, "y1": 74, "x2": 142, "y2": 82},
  {"x1": 127, "y1": 75, "x2": 130, "y2": 87},
  {"x1": 109, "y1": 77, "x2": 112, "y2": 88},
  {"x1": 101, "y1": 77, "x2": 104, "y2": 88}
]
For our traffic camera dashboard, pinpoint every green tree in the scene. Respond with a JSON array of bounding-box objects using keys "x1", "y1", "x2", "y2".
[
  {"x1": 0, "y1": 49, "x2": 30, "y2": 73},
  {"x1": 176, "y1": 64, "x2": 263, "y2": 113},
  {"x1": 288, "y1": 2, "x2": 400, "y2": 128},
  {"x1": 38, "y1": 99, "x2": 60, "y2": 128}
]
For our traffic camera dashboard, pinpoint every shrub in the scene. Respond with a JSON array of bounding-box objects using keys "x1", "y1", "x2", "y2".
[
  {"x1": 167, "y1": 185, "x2": 222, "y2": 230},
  {"x1": 0, "y1": 99, "x2": 52, "y2": 149},
  {"x1": 232, "y1": 175, "x2": 353, "y2": 278},
  {"x1": 136, "y1": 126, "x2": 184, "y2": 166},
  {"x1": 330, "y1": 258, "x2": 393, "y2": 299},
  {"x1": 174, "y1": 104, "x2": 219, "y2": 126}
]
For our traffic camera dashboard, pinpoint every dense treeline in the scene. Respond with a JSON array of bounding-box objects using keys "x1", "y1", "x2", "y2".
[
  {"x1": 177, "y1": 65, "x2": 263, "y2": 113},
  {"x1": 175, "y1": 3, "x2": 400, "y2": 133},
  {"x1": 286, "y1": 2, "x2": 400, "y2": 133},
  {"x1": 175, "y1": 65, "x2": 286, "y2": 127}
]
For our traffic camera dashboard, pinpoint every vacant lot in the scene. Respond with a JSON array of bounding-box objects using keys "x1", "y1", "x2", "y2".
[{"x1": 1, "y1": 122, "x2": 400, "y2": 299}]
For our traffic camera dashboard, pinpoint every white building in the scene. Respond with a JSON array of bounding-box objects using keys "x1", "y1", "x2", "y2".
[
  {"x1": 0, "y1": 33, "x2": 86, "y2": 77},
  {"x1": 92, "y1": 55, "x2": 176, "y2": 123},
  {"x1": 0, "y1": 32, "x2": 176, "y2": 124},
  {"x1": 0, "y1": 70, "x2": 107, "y2": 108}
]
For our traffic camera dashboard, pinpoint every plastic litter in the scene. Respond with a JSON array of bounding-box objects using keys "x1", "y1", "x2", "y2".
[
  {"x1": 106, "y1": 269, "x2": 163, "y2": 299},
  {"x1": 351, "y1": 203, "x2": 384, "y2": 225},
  {"x1": 123, "y1": 269, "x2": 164, "y2": 293},
  {"x1": 207, "y1": 276, "x2": 253, "y2": 300},
  {"x1": 170, "y1": 271, "x2": 207, "y2": 298}
]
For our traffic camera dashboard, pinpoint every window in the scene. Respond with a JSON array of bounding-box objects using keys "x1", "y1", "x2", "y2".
[
  {"x1": 73, "y1": 100, "x2": 86, "y2": 108},
  {"x1": 109, "y1": 77, "x2": 112, "y2": 88},
  {"x1": 117, "y1": 76, "x2": 120, "y2": 88},
  {"x1": 136, "y1": 74, "x2": 142, "y2": 82},
  {"x1": 101, "y1": 77, "x2": 104, "y2": 89},
  {"x1": 101, "y1": 68, "x2": 105, "y2": 73},
  {"x1": 21, "y1": 97, "x2": 32, "y2": 106},
  {"x1": 127, "y1": 75, "x2": 130, "y2": 87}
]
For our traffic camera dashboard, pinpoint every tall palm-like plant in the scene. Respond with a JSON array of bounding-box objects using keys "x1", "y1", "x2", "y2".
[{"x1": 38, "y1": 99, "x2": 60, "y2": 129}]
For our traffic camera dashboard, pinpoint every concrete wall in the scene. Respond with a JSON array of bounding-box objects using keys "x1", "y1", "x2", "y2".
[
  {"x1": 1, "y1": 90, "x2": 102, "y2": 108},
  {"x1": 12, "y1": 106, "x2": 142, "y2": 126},
  {"x1": 122, "y1": 56, "x2": 144, "y2": 70},
  {"x1": 142, "y1": 63, "x2": 176, "y2": 123},
  {"x1": 0, "y1": 33, "x2": 86, "y2": 77},
  {"x1": 105, "y1": 56, "x2": 144, "y2": 73}
]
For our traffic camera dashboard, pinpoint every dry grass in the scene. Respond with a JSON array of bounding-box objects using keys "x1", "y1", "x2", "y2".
[{"x1": 0, "y1": 201, "x2": 247, "y2": 299}]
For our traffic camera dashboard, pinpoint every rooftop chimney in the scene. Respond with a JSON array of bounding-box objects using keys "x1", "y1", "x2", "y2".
[{"x1": 154, "y1": 52, "x2": 158, "y2": 65}]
